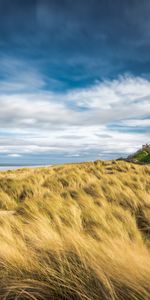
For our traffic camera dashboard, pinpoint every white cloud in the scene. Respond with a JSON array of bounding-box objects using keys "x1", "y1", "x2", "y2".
[
  {"x1": 120, "y1": 119, "x2": 150, "y2": 127},
  {"x1": 0, "y1": 75, "x2": 149, "y2": 159},
  {"x1": 8, "y1": 154, "x2": 22, "y2": 157},
  {"x1": 0, "y1": 56, "x2": 45, "y2": 93}
]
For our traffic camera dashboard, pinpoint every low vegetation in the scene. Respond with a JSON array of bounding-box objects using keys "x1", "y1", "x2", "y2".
[
  {"x1": 130, "y1": 150, "x2": 150, "y2": 163},
  {"x1": 0, "y1": 160, "x2": 150, "y2": 299},
  {"x1": 127, "y1": 144, "x2": 150, "y2": 163}
]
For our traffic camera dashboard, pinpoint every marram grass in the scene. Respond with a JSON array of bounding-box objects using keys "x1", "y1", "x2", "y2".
[{"x1": 0, "y1": 160, "x2": 150, "y2": 299}]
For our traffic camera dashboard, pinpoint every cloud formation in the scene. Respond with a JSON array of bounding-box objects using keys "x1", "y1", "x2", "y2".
[
  {"x1": 0, "y1": 1, "x2": 150, "y2": 163},
  {"x1": 0, "y1": 0, "x2": 150, "y2": 88},
  {"x1": 0, "y1": 72, "x2": 149, "y2": 163}
]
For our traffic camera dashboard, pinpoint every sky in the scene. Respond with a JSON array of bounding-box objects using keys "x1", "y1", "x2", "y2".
[{"x1": 0, "y1": 0, "x2": 150, "y2": 165}]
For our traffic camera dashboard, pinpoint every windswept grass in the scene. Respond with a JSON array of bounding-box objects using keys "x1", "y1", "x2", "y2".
[{"x1": 0, "y1": 160, "x2": 150, "y2": 299}]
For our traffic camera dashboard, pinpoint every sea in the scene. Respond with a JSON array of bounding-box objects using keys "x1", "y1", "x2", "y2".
[{"x1": 0, "y1": 165, "x2": 50, "y2": 171}]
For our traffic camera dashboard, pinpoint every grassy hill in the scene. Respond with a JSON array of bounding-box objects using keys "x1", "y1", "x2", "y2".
[
  {"x1": 130, "y1": 150, "x2": 150, "y2": 163},
  {"x1": 127, "y1": 146, "x2": 150, "y2": 164},
  {"x1": 0, "y1": 160, "x2": 150, "y2": 299}
]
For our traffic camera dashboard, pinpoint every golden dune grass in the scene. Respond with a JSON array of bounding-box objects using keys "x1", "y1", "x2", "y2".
[{"x1": 0, "y1": 160, "x2": 150, "y2": 299}]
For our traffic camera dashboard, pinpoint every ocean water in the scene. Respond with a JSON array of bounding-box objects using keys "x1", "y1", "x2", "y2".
[{"x1": 0, "y1": 165, "x2": 49, "y2": 171}]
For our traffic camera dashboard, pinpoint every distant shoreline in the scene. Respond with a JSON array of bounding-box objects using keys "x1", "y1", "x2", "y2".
[{"x1": 0, "y1": 165, "x2": 51, "y2": 171}]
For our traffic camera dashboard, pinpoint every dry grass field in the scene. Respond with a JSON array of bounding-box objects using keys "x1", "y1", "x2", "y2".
[{"x1": 0, "y1": 160, "x2": 150, "y2": 299}]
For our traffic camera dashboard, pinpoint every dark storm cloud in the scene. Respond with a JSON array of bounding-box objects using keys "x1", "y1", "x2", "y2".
[{"x1": 0, "y1": 0, "x2": 150, "y2": 85}]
